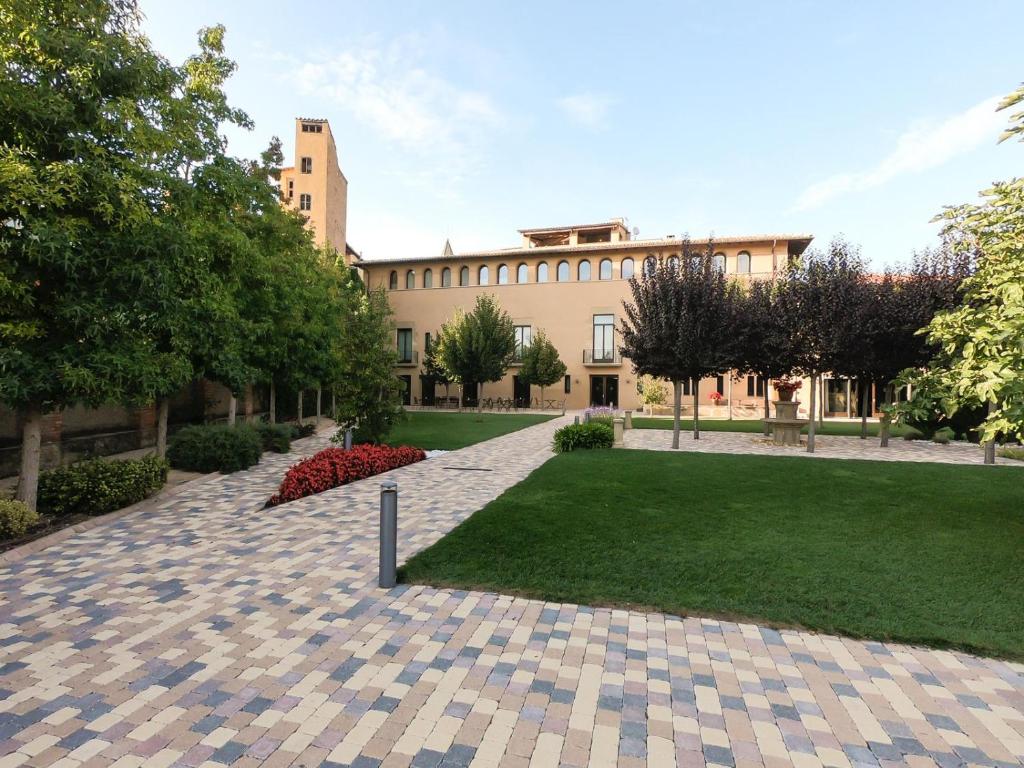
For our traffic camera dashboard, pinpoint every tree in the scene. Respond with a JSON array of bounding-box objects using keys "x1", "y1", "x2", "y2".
[
  {"x1": 518, "y1": 330, "x2": 567, "y2": 407},
  {"x1": 778, "y1": 238, "x2": 866, "y2": 453},
  {"x1": 422, "y1": 330, "x2": 452, "y2": 404},
  {"x1": 0, "y1": 2, "x2": 247, "y2": 508},
  {"x1": 732, "y1": 277, "x2": 798, "y2": 435},
  {"x1": 620, "y1": 240, "x2": 738, "y2": 447},
  {"x1": 436, "y1": 295, "x2": 516, "y2": 412}
]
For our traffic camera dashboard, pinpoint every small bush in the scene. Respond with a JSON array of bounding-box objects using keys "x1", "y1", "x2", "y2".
[
  {"x1": 269, "y1": 444, "x2": 426, "y2": 506},
  {"x1": 287, "y1": 422, "x2": 317, "y2": 439},
  {"x1": 583, "y1": 406, "x2": 617, "y2": 427},
  {"x1": 256, "y1": 423, "x2": 292, "y2": 453},
  {"x1": 167, "y1": 424, "x2": 263, "y2": 473},
  {"x1": 0, "y1": 499, "x2": 39, "y2": 539},
  {"x1": 553, "y1": 422, "x2": 614, "y2": 453},
  {"x1": 932, "y1": 427, "x2": 954, "y2": 445},
  {"x1": 997, "y1": 445, "x2": 1024, "y2": 461},
  {"x1": 38, "y1": 456, "x2": 168, "y2": 518},
  {"x1": 902, "y1": 427, "x2": 925, "y2": 441}
]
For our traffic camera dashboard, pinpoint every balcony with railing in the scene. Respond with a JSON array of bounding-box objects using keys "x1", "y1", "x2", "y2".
[
  {"x1": 396, "y1": 350, "x2": 419, "y2": 367},
  {"x1": 583, "y1": 349, "x2": 622, "y2": 366}
]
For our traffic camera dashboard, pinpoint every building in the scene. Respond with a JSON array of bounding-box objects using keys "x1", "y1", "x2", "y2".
[
  {"x1": 279, "y1": 118, "x2": 351, "y2": 261},
  {"x1": 356, "y1": 220, "x2": 815, "y2": 411}
]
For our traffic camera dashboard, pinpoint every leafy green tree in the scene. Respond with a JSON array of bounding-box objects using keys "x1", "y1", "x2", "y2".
[
  {"x1": 422, "y1": 330, "x2": 453, "y2": 403},
  {"x1": 518, "y1": 329, "x2": 567, "y2": 407},
  {"x1": 436, "y1": 294, "x2": 516, "y2": 412},
  {"x1": 620, "y1": 240, "x2": 738, "y2": 447},
  {"x1": 0, "y1": 2, "x2": 246, "y2": 508}
]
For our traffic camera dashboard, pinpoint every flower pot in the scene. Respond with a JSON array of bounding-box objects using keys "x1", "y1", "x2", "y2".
[{"x1": 778, "y1": 390, "x2": 794, "y2": 402}]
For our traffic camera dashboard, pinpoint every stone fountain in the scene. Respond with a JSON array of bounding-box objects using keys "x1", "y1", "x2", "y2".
[{"x1": 763, "y1": 399, "x2": 809, "y2": 446}]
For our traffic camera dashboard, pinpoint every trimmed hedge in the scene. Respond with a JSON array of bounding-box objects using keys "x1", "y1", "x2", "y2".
[
  {"x1": 269, "y1": 444, "x2": 426, "y2": 506},
  {"x1": 38, "y1": 455, "x2": 168, "y2": 518},
  {"x1": 553, "y1": 422, "x2": 614, "y2": 453},
  {"x1": 290, "y1": 423, "x2": 316, "y2": 439},
  {"x1": 0, "y1": 499, "x2": 39, "y2": 538},
  {"x1": 167, "y1": 424, "x2": 263, "y2": 473},
  {"x1": 256, "y1": 423, "x2": 292, "y2": 453}
]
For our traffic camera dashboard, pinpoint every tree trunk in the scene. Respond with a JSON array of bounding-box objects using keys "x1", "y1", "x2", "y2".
[
  {"x1": 763, "y1": 389, "x2": 771, "y2": 436},
  {"x1": 671, "y1": 380, "x2": 681, "y2": 449},
  {"x1": 692, "y1": 378, "x2": 700, "y2": 441},
  {"x1": 331, "y1": 390, "x2": 336, "y2": 422},
  {"x1": 156, "y1": 397, "x2": 169, "y2": 458},
  {"x1": 297, "y1": 390, "x2": 304, "y2": 426},
  {"x1": 727, "y1": 375, "x2": 733, "y2": 421},
  {"x1": 227, "y1": 394, "x2": 237, "y2": 426},
  {"x1": 818, "y1": 377, "x2": 825, "y2": 428},
  {"x1": 983, "y1": 403, "x2": 991, "y2": 468},
  {"x1": 269, "y1": 381, "x2": 277, "y2": 424},
  {"x1": 477, "y1": 383, "x2": 483, "y2": 413},
  {"x1": 459, "y1": 383, "x2": 464, "y2": 412},
  {"x1": 879, "y1": 384, "x2": 892, "y2": 448},
  {"x1": 806, "y1": 373, "x2": 818, "y2": 453},
  {"x1": 860, "y1": 382, "x2": 869, "y2": 440},
  {"x1": 316, "y1": 387, "x2": 322, "y2": 425},
  {"x1": 15, "y1": 403, "x2": 43, "y2": 513},
  {"x1": 539, "y1": 385, "x2": 545, "y2": 409}
]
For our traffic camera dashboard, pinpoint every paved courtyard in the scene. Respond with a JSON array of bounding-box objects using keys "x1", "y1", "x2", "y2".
[
  {"x1": 1, "y1": 419, "x2": 1022, "y2": 768},
  {"x1": 624, "y1": 428, "x2": 1021, "y2": 466}
]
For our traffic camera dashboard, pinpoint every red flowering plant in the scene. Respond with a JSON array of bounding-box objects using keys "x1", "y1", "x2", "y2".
[
  {"x1": 708, "y1": 391, "x2": 723, "y2": 403},
  {"x1": 772, "y1": 378, "x2": 803, "y2": 396},
  {"x1": 268, "y1": 444, "x2": 426, "y2": 506}
]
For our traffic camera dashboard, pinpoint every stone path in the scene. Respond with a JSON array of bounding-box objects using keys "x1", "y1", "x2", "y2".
[
  {"x1": 624, "y1": 428, "x2": 1021, "y2": 466},
  {"x1": 0, "y1": 418, "x2": 1022, "y2": 768}
]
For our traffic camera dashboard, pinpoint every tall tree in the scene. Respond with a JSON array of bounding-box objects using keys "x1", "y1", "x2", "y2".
[
  {"x1": 436, "y1": 294, "x2": 516, "y2": 412},
  {"x1": 0, "y1": 2, "x2": 246, "y2": 508},
  {"x1": 422, "y1": 329, "x2": 452, "y2": 404},
  {"x1": 778, "y1": 238, "x2": 866, "y2": 453},
  {"x1": 518, "y1": 329, "x2": 567, "y2": 408},
  {"x1": 620, "y1": 240, "x2": 738, "y2": 447}
]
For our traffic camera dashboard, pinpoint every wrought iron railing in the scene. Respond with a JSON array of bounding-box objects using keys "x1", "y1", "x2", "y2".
[{"x1": 583, "y1": 349, "x2": 621, "y2": 365}]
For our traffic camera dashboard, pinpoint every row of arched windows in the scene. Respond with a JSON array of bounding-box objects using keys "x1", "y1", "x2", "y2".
[{"x1": 387, "y1": 252, "x2": 752, "y2": 290}]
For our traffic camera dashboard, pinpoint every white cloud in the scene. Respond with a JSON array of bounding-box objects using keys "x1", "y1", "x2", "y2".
[
  {"x1": 792, "y1": 95, "x2": 1005, "y2": 211},
  {"x1": 556, "y1": 93, "x2": 615, "y2": 130},
  {"x1": 291, "y1": 40, "x2": 501, "y2": 186}
]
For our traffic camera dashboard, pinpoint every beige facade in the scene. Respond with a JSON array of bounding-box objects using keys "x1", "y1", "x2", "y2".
[
  {"x1": 279, "y1": 117, "x2": 350, "y2": 261},
  {"x1": 357, "y1": 221, "x2": 814, "y2": 411}
]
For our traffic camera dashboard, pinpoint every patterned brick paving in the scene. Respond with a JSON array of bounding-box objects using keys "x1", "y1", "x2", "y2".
[{"x1": 1, "y1": 418, "x2": 1022, "y2": 768}]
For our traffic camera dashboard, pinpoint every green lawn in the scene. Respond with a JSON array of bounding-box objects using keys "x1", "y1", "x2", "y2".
[
  {"x1": 387, "y1": 411, "x2": 555, "y2": 450},
  {"x1": 401, "y1": 450, "x2": 1024, "y2": 659},
  {"x1": 633, "y1": 417, "x2": 911, "y2": 438}
]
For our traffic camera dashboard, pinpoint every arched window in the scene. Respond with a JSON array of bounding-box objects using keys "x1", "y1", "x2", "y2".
[
  {"x1": 537, "y1": 262, "x2": 549, "y2": 283},
  {"x1": 405, "y1": 270, "x2": 415, "y2": 289},
  {"x1": 643, "y1": 256, "x2": 657, "y2": 276},
  {"x1": 389, "y1": 270, "x2": 398, "y2": 290},
  {"x1": 478, "y1": 265, "x2": 489, "y2": 285},
  {"x1": 441, "y1": 267, "x2": 452, "y2": 287},
  {"x1": 713, "y1": 252, "x2": 726, "y2": 273},
  {"x1": 578, "y1": 260, "x2": 591, "y2": 281},
  {"x1": 556, "y1": 260, "x2": 570, "y2": 282},
  {"x1": 423, "y1": 268, "x2": 433, "y2": 288},
  {"x1": 459, "y1": 266, "x2": 469, "y2": 286},
  {"x1": 621, "y1": 258, "x2": 635, "y2": 279},
  {"x1": 497, "y1": 264, "x2": 509, "y2": 284},
  {"x1": 516, "y1": 263, "x2": 528, "y2": 283},
  {"x1": 599, "y1": 259, "x2": 612, "y2": 280},
  {"x1": 667, "y1": 255, "x2": 680, "y2": 271},
  {"x1": 737, "y1": 251, "x2": 751, "y2": 273}
]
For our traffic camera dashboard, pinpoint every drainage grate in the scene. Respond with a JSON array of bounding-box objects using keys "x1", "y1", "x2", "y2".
[{"x1": 441, "y1": 466, "x2": 493, "y2": 472}]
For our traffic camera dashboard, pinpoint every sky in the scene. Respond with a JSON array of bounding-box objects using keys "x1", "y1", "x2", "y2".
[{"x1": 139, "y1": 0, "x2": 1024, "y2": 267}]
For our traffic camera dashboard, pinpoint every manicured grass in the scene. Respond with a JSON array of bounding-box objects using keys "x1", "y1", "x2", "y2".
[
  {"x1": 387, "y1": 411, "x2": 555, "y2": 450},
  {"x1": 402, "y1": 450, "x2": 1024, "y2": 659},
  {"x1": 633, "y1": 417, "x2": 911, "y2": 438}
]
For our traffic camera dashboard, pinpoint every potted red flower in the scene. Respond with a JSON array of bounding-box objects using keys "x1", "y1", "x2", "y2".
[
  {"x1": 708, "y1": 391, "x2": 723, "y2": 404},
  {"x1": 772, "y1": 378, "x2": 802, "y2": 402}
]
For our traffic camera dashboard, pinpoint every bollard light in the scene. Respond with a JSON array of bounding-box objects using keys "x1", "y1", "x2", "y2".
[
  {"x1": 574, "y1": 415, "x2": 580, "y2": 425},
  {"x1": 379, "y1": 480, "x2": 398, "y2": 588},
  {"x1": 344, "y1": 427, "x2": 353, "y2": 450}
]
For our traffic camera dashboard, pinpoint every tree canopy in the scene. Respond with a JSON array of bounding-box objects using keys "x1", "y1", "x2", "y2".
[
  {"x1": 518, "y1": 329, "x2": 567, "y2": 406},
  {"x1": 436, "y1": 294, "x2": 516, "y2": 410}
]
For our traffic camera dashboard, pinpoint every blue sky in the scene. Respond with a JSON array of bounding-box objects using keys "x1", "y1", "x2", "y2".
[{"x1": 140, "y1": 0, "x2": 1023, "y2": 267}]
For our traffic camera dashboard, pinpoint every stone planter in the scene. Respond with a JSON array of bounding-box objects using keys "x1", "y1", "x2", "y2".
[{"x1": 763, "y1": 400, "x2": 808, "y2": 446}]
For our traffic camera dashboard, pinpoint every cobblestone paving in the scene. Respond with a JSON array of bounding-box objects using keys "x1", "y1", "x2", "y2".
[
  {"x1": 624, "y1": 428, "x2": 1022, "y2": 466},
  {"x1": 1, "y1": 418, "x2": 1022, "y2": 768}
]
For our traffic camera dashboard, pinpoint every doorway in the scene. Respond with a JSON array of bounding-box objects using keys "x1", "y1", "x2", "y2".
[
  {"x1": 590, "y1": 375, "x2": 619, "y2": 407},
  {"x1": 513, "y1": 376, "x2": 531, "y2": 408},
  {"x1": 419, "y1": 375, "x2": 436, "y2": 407},
  {"x1": 398, "y1": 375, "x2": 412, "y2": 406}
]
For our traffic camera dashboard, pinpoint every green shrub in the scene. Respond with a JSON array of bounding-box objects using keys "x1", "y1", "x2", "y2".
[
  {"x1": 287, "y1": 422, "x2": 317, "y2": 439},
  {"x1": 553, "y1": 422, "x2": 614, "y2": 453},
  {"x1": 902, "y1": 427, "x2": 925, "y2": 441},
  {"x1": 256, "y1": 423, "x2": 292, "y2": 453},
  {"x1": 38, "y1": 456, "x2": 168, "y2": 518},
  {"x1": 167, "y1": 424, "x2": 262, "y2": 473},
  {"x1": 932, "y1": 427, "x2": 954, "y2": 445},
  {"x1": 0, "y1": 499, "x2": 39, "y2": 539},
  {"x1": 998, "y1": 445, "x2": 1024, "y2": 461}
]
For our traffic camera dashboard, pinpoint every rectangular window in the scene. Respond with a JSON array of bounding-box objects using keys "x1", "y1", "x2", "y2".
[
  {"x1": 757, "y1": 376, "x2": 765, "y2": 397},
  {"x1": 716, "y1": 375, "x2": 724, "y2": 395},
  {"x1": 300, "y1": 156, "x2": 312, "y2": 174},
  {"x1": 287, "y1": 179, "x2": 294, "y2": 199},
  {"x1": 682, "y1": 379, "x2": 692, "y2": 397},
  {"x1": 746, "y1": 375, "x2": 765, "y2": 397},
  {"x1": 513, "y1": 325, "x2": 531, "y2": 362},
  {"x1": 397, "y1": 329, "x2": 413, "y2": 363},
  {"x1": 424, "y1": 332, "x2": 432, "y2": 352},
  {"x1": 592, "y1": 314, "x2": 614, "y2": 362},
  {"x1": 299, "y1": 193, "x2": 312, "y2": 211},
  {"x1": 301, "y1": 122, "x2": 323, "y2": 133},
  {"x1": 747, "y1": 375, "x2": 755, "y2": 397},
  {"x1": 564, "y1": 375, "x2": 571, "y2": 394}
]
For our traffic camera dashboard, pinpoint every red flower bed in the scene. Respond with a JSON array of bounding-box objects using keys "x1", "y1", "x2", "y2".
[{"x1": 268, "y1": 444, "x2": 426, "y2": 506}]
